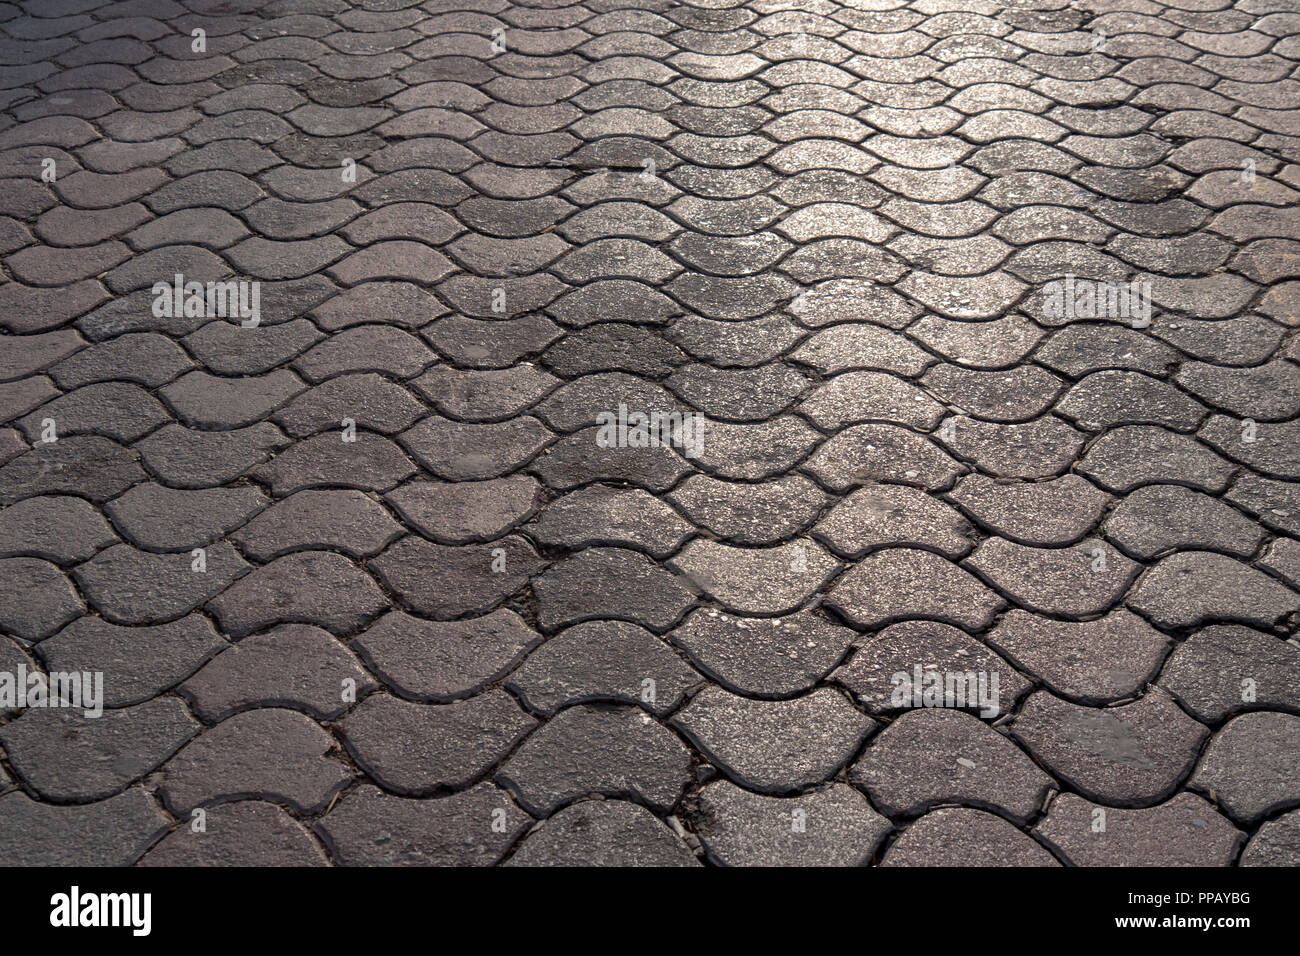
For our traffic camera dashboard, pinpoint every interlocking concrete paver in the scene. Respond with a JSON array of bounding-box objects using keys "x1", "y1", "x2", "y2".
[{"x1": 0, "y1": 0, "x2": 1296, "y2": 869}]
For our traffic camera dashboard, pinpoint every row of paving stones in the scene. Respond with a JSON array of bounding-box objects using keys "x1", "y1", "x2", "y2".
[{"x1": 1, "y1": 0, "x2": 1299, "y2": 866}]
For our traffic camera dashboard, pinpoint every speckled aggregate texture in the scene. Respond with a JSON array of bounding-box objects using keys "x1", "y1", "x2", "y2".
[{"x1": 0, "y1": 0, "x2": 1298, "y2": 867}]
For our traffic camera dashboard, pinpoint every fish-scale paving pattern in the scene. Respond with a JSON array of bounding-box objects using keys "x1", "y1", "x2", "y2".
[{"x1": 0, "y1": 0, "x2": 1297, "y2": 867}]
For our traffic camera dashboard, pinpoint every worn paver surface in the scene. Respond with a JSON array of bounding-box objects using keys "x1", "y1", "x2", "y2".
[{"x1": 1, "y1": 0, "x2": 1298, "y2": 867}]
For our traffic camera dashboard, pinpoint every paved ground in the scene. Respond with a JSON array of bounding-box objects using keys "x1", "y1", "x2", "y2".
[{"x1": 0, "y1": 0, "x2": 1298, "y2": 868}]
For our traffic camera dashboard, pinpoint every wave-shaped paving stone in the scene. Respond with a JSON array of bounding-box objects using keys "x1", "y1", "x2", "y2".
[
  {"x1": 669, "y1": 608, "x2": 856, "y2": 698},
  {"x1": 984, "y1": 607, "x2": 1170, "y2": 705},
  {"x1": 1077, "y1": 425, "x2": 1236, "y2": 494},
  {"x1": 1035, "y1": 324, "x2": 1177, "y2": 378},
  {"x1": 505, "y1": 800, "x2": 699, "y2": 867},
  {"x1": 1103, "y1": 484, "x2": 1267, "y2": 560},
  {"x1": 413, "y1": 365, "x2": 560, "y2": 422},
  {"x1": 803, "y1": 423, "x2": 962, "y2": 493},
  {"x1": 827, "y1": 548, "x2": 1003, "y2": 630},
  {"x1": 319, "y1": 782, "x2": 531, "y2": 867},
  {"x1": 531, "y1": 373, "x2": 680, "y2": 432},
  {"x1": 673, "y1": 686, "x2": 874, "y2": 793},
  {"x1": 542, "y1": 323, "x2": 689, "y2": 377},
  {"x1": 0, "y1": 376, "x2": 60, "y2": 425},
  {"x1": 371, "y1": 535, "x2": 544, "y2": 620},
  {"x1": 834, "y1": 620, "x2": 1030, "y2": 718},
  {"x1": 1262, "y1": 538, "x2": 1300, "y2": 589},
  {"x1": 180, "y1": 624, "x2": 376, "y2": 722},
  {"x1": 184, "y1": 319, "x2": 323, "y2": 377},
  {"x1": 207, "y1": 550, "x2": 387, "y2": 638},
  {"x1": 667, "y1": 474, "x2": 826, "y2": 546},
  {"x1": 104, "y1": 483, "x2": 268, "y2": 551},
  {"x1": 1177, "y1": 360, "x2": 1300, "y2": 423},
  {"x1": 14, "y1": 381, "x2": 170, "y2": 444},
  {"x1": 273, "y1": 373, "x2": 427, "y2": 437},
  {"x1": 531, "y1": 427, "x2": 694, "y2": 490},
  {"x1": 73, "y1": 542, "x2": 247, "y2": 626},
  {"x1": 1033, "y1": 792, "x2": 1243, "y2": 867},
  {"x1": 400, "y1": 415, "x2": 553, "y2": 481},
  {"x1": 1240, "y1": 810, "x2": 1300, "y2": 868},
  {"x1": 797, "y1": 369, "x2": 945, "y2": 431},
  {"x1": 549, "y1": 281, "x2": 682, "y2": 329},
  {"x1": 0, "y1": 329, "x2": 84, "y2": 381},
  {"x1": 814, "y1": 483, "x2": 974, "y2": 559},
  {"x1": 40, "y1": 615, "x2": 226, "y2": 710},
  {"x1": 691, "y1": 779, "x2": 890, "y2": 867},
  {"x1": 230, "y1": 489, "x2": 403, "y2": 561},
  {"x1": 498, "y1": 704, "x2": 692, "y2": 816},
  {"x1": 313, "y1": 283, "x2": 444, "y2": 333},
  {"x1": 384, "y1": 475, "x2": 538, "y2": 544},
  {"x1": 0, "y1": 788, "x2": 168, "y2": 867},
  {"x1": 355, "y1": 608, "x2": 539, "y2": 703},
  {"x1": 947, "y1": 473, "x2": 1110, "y2": 547},
  {"x1": 0, "y1": 698, "x2": 198, "y2": 803},
  {"x1": 0, "y1": 495, "x2": 116, "y2": 564},
  {"x1": 1130, "y1": 551, "x2": 1300, "y2": 630},
  {"x1": 967, "y1": 537, "x2": 1139, "y2": 618},
  {"x1": 1011, "y1": 689, "x2": 1209, "y2": 808},
  {"x1": 940, "y1": 414, "x2": 1085, "y2": 479},
  {"x1": 159, "y1": 708, "x2": 351, "y2": 816},
  {"x1": 690, "y1": 416, "x2": 821, "y2": 482},
  {"x1": 157, "y1": 370, "x2": 307, "y2": 429},
  {"x1": 1225, "y1": 475, "x2": 1300, "y2": 539},
  {"x1": 1188, "y1": 713, "x2": 1300, "y2": 825},
  {"x1": 138, "y1": 423, "x2": 289, "y2": 488},
  {"x1": 789, "y1": 277, "x2": 918, "y2": 328},
  {"x1": 532, "y1": 484, "x2": 694, "y2": 557},
  {"x1": 1200, "y1": 415, "x2": 1300, "y2": 481},
  {"x1": 1150, "y1": 315, "x2": 1283, "y2": 368},
  {"x1": 506, "y1": 620, "x2": 699, "y2": 717},
  {"x1": 534, "y1": 547, "x2": 693, "y2": 632},
  {"x1": 882, "y1": 807, "x2": 1060, "y2": 867},
  {"x1": 293, "y1": 325, "x2": 438, "y2": 382},
  {"x1": 138, "y1": 801, "x2": 329, "y2": 867},
  {"x1": 851, "y1": 709, "x2": 1052, "y2": 824},
  {"x1": 1, "y1": 285, "x2": 108, "y2": 336},
  {"x1": 666, "y1": 363, "x2": 810, "y2": 421},
  {"x1": 343, "y1": 690, "x2": 537, "y2": 795},
  {"x1": 47, "y1": 332, "x2": 193, "y2": 389},
  {"x1": 790, "y1": 322, "x2": 933, "y2": 376},
  {"x1": 250, "y1": 431, "x2": 417, "y2": 494},
  {"x1": 1054, "y1": 370, "x2": 1210, "y2": 434},
  {"x1": 921, "y1": 364, "x2": 1063, "y2": 424},
  {"x1": 669, "y1": 538, "x2": 839, "y2": 616}
]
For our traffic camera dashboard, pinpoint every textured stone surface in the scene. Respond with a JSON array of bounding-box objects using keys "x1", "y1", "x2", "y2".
[
  {"x1": 851, "y1": 709, "x2": 1053, "y2": 824},
  {"x1": 692, "y1": 780, "x2": 891, "y2": 867},
  {"x1": 344, "y1": 691, "x2": 536, "y2": 794},
  {"x1": 1, "y1": 0, "x2": 1295, "y2": 868},
  {"x1": 1189, "y1": 713, "x2": 1300, "y2": 825},
  {"x1": 139, "y1": 802, "x2": 329, "y2": 867},
  {"x1": 498, "y1": 705, "x2": 692, "y2": 816},
  {"x1": 674, "y1": 686, "x2": 875, "y2": 793},
  {"x1": 506, "y1": 801, "x2": 699, "y2": 867},
  {"x1": 1034, "y1": 792, "x2": 1243, "y2": 867},
  {"x1": 883, "y1": 808, "x2": 1060, "y2": 867},
  {"x1": 320, "y1": 783, "x2": 531, "y2": 867},
  {"x1": 1011, "y1": 690, "x2": 1209, "y2": 807}
]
